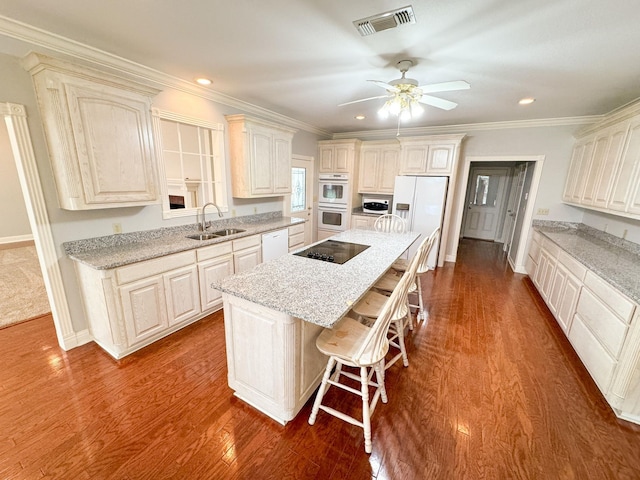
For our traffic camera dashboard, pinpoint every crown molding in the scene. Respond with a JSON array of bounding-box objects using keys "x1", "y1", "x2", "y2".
[
  {"x1": 332, "y1": 115, "x2": 604, "y2": 140},
  {"x1": 0, "y1": 15, "x2": 332, "y2": 138}
]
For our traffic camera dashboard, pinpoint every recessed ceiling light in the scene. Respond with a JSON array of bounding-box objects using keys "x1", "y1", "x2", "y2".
[
  {"x1": 519, "y1": 97, "x2": 535, "y2": 105},
  {"x1": 355, "y1": 115, "x2": 365, "y2": 120},
  {"x1": 195, "y1": 77, "x2": 212, "y2": 86}
]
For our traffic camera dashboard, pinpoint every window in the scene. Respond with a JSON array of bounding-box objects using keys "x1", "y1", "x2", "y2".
[
  {"x1": 290, "y1": 167, "x2": 306, "y2": 212},
  {"x1": 152, "y1": 109, "x2": 227, "y2": 219}
]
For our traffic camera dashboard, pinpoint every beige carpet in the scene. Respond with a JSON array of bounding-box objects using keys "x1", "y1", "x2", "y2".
[{"x1": 0, "y1": 245, "x2": 50, "y2": 328}]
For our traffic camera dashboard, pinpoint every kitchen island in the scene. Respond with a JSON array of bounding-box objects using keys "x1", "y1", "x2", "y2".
[{"x1": 211, "y1": 229, "x2": 420, "y2": 424}]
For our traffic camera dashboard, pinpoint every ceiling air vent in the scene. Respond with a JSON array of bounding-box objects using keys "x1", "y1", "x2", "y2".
[{"x1": 353, "y1": 5, "x2": 416, "y2": 36}]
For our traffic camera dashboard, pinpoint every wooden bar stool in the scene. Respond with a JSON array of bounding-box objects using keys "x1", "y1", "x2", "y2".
[
  {"x1": 373, "y1": 214, "x2": 406, "y2": 233},
  {"x1": 351, "y1": 234, "x2": 429, "y2": 369},
  {"x1": 379, "y1": 227, "x2": 439, "y2": 323},
  {"x1": 308, "y1": 266, "x2": 415, "y2": 454}
]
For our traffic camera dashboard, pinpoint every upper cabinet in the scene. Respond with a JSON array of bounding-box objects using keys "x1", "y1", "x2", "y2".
[
  {"x1": 23, "y1": 53, "x2": 161, "y2": 210},
  {"x1": 225, "y1": 115, "x2": 297, "y2": 198},
  {"x1": 318, "y1": 139, "x2": 361, "y2": 174},
  {"x1": 358, "y1": 141, "x2": 400, "y2": 194},
  {"x1": 398, "y1": 135, "x2": 465, "y2": 176},
  {"x1": 562, "y1": 103, "x2": 640, "y2": 220}
]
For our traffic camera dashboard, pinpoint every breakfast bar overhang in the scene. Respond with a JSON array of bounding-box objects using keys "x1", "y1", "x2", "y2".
[{"x1": 211, "y1": 229, "x2": 420, "y2": 424}]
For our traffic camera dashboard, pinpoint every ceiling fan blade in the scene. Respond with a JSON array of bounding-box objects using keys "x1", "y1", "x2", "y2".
[
  {"x1": 367, "y1": 80, "x2": 400, "y2": 92},
  {"x1": 418, "y1": 80, "x2": 470, "y2": 94},
  {"x1": 418, "y1": 94, "x2": 458, "y2": 110},
  {"x1": 338, "y1": 94, "x2": 390, "y2": 107}
]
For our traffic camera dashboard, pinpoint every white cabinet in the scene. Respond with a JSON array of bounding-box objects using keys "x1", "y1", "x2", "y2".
[
  {"x1": 119, "y1": 276, "x2": 169, "y2": 346},
  {"x1": 288, "y1": 222, "x2": 306, "y2": 252},
  {"x1": 23, "y1": 53, "x2": 160, "y2": 210},
  {"x1": 318, "y1": 139, "x2": 361, "y2": 174},
  {"x1": 351, "y1": 214, "x2": 376, "y2": 230},
  {"x1": 197, "y1": 242, "x2": 234, "y2": 312},
  {"x1": 525, "y1": 230, "x2": 542, "y2": 277},
  {"x1": 232, "y1": 235, "x2": 262, "y2": 273},
  {"x1": 608, "y1": 117, "x2": 640, "y2": 213},
  {"x1": 547, "y1": 252, "x2": 586, "y2": 333},
  {"x1": 226, "y1": 115, "x2": 297, "y2": 198},
  {"x1": 397, "y1": 135, "x2": 464, "y2": 175},
  {"x1": 358, "y1": 142, "x2": 400, "y2": 194},
  {"x1": 562, "y1": 106, "x2": 640, "y2": 220}
]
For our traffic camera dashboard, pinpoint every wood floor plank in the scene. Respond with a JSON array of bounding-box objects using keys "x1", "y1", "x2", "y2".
[{"x1": 2, "y1": 239, "x2": 640, "y2": 479}]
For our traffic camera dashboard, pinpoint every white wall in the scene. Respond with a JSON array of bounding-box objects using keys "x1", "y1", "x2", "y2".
[
  {"x1": 0, "y1": 52, "x2": 322, "y2": 333},
  {"x1": 0, "y1": 120, "x2": 31, "y2": 239},
  {"x1": 444, "y1": 125, "x2": 585, "y2": 260}
]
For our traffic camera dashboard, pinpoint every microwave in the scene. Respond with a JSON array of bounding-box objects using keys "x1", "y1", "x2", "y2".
[{"x1": 362, "y1": 195, "x2": 391, "y2": 214}]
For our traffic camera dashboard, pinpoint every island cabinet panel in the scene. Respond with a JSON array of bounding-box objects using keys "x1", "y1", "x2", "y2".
[
  {"x1": 23, "y1": 52, "x2": 161, "y2": 210},
  {"x1": 222, "y1": 294, "x2": 326, "y2": 424},
  {"x1": 225, "y1": 114, "x2": 297, "y2": 198}
]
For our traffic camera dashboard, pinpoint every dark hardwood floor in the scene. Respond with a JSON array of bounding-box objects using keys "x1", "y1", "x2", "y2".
[{"x1": 2, "y1": 239, "x2": 640, "y2": 479}]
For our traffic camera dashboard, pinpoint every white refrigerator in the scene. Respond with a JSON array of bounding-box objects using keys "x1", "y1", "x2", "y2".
[{"x1": 392, "y1": 176, "x2": 448, "y2": 269}]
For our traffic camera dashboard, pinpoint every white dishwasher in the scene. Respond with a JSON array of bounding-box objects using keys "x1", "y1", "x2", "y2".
[{"x1": 261, "y1": 228, "x2": 289, "y2": 262}]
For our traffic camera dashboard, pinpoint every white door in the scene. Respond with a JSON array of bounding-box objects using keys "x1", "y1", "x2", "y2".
[
  {"x1": 463, "y1": 167, "x2": 509, "y2": 240},
  {"x1": 286, "y1": 155, "x2": 314, "y2": 245},
  {"x1": 502, "y1": 166, "x2": 523, "y2": 252}
]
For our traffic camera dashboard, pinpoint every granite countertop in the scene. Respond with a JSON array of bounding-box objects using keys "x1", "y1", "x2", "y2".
[
  {"x1": 63, "y1": 213, "x2": 305, "y2": 270},
  {"x1": 351, "y1": 207, "x2": 383, "y2": 217},
  {"x1": 211, "y1": 229, "x2": 420, "y2": 328},
  {"x1": 533, "y1": 222, "x2": 640, "y2": 304}
]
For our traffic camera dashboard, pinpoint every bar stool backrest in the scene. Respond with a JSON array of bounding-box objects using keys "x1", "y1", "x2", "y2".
[{"x1": 374, "y1": 214, "x2": 406, "y2": 234}]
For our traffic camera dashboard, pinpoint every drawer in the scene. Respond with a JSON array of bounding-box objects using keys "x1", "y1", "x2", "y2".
[
  {"x1": 541, "y1": 239, "x2": 560, "y2": 258},
  {"x1": 197, "y1": 241, "x2": 233, "y2": 262},
  {"x1": 557, "y1": 251, "x2": 587, "y2": 281},
  {"x1": 116, "y1": 250, "x2": 196, "y2": 285},
  {"x1": 289, "y1": 223, "x2": 305, "y2": 236},
  {"x1": 576, "y1": 287, "x2": 629, "y2": 358},
  {"x1": 584, "y1": 271, "x2": 635, "y2": 323},
  {"x1": 569, "y1": 313, "x2": 617, "y2": 393},
  {"x1": 233, "y1": 234, "x2": 260, "y2": 251},
  {"x1": 289, "y1": 232, "x2": 305, "y2": 248}
]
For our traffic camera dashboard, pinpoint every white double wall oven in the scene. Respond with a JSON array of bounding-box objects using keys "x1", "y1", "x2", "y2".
[{"x1": 318, "y1": 173, "x2": 349, "y2": 232}]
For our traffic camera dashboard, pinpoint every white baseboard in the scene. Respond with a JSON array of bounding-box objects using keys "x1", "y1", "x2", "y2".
[
  {"x1": 60, "y1": 328, "x2": 93, "y2": 351},
  {"x1": 0, "y1": 234, "x2": 34, "y2": 248}
]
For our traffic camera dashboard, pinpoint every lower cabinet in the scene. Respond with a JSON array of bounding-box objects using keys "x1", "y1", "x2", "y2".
[
  {"x1": 74, "y1": 233, "x2": 264, "y2": 359},
  {"x1": 529, "y1": 232, "x2": 640, "y2": 423},
  {"x1": 288, "y1": 222, "x2": 306, "y2": 252},
  {"x1": 351, "y1": 214, "x2": 376, "y2": 230}
]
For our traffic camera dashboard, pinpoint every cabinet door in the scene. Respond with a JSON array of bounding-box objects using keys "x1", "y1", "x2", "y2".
[
  {"x1": 120, "y1": 276, "x2": 168, "y2": 346},
  {"x1": 400, "y1": 144, "x2": 429, "y2": 174},
  {"x1": 199, "y1": 254, "x2": 234, "y2": 311},
  {"x1": 426, "y1": 145, "x2": 455, "y2": 175},
  {"x1": 563, "y1": 143, "x2": 585, "y2": 202},
  {"x1": 234, "y1": 246, "x2": 262, "y2": 273},
  {"x1": 334, "y1": 145, "x2": 352, "y2": 172},
  {"x1": 164, "y1": 265, "x2": 201, "y2": 326},
  {"x1": 556, "y1": 271, "x2": 581, "y2": 333},
  {"x1": 581, "y1": 132, "x2": 611, "y2": 205},
  {"x1": 548, "y1": 263, "x2": 568, "y2": 316},
  {"x1": 608, "y1": 118, "x2": 640, "y2": 212},
  {"x1": 570, "y1": 138, "x2": 595, "y2": 203},
  {"x1": 248, "y1": 126, "x2": 274, "y2": 195},
  {"x1": 65, "y1": 80, "x2": 158, "y2": 206},
  {"x1": 319, "y1": 146, "x2": 334, "y2": 172},
  {"x1": 594, "y1": 122, "x2": 628, "y2": 208},
  {"x1": 358, "y1": 149, "x2": 380, "y2": 192},
  {"x1": 352, "y1": 215, "x2": 373, "y2": 230},
  {"x1": 273, "y1": 133, "x2": 292, "y2": 194},
  {"x1": 378, "y1": 149, "x2": 399, "y2": 193}
]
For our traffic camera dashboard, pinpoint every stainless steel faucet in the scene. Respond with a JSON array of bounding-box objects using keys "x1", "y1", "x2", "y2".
[{"x1": 200, "y1": 202, "x2": 223, "y2": 231}]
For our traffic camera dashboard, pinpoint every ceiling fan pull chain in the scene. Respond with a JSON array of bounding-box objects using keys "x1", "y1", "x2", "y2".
[{"x1": 396, "y1": 116, "x2": 401, "y2": 137}]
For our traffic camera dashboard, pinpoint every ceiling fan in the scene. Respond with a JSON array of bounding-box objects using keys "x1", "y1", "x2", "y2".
[{"x1": 339, "y1": 60, "x2": 470, "y2": 120}]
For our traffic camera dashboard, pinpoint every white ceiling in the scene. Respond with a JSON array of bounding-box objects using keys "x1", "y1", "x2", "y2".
[{"x1": 1, "y1": 0, "x2": 640, "y2": 134}]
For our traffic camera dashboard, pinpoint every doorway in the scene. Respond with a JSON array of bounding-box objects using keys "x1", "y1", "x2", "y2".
[
  {"x1": 452, "y1": 155, "x2": 545, "y2": 274},
  {"x1": 284, "y1": 154, "x2": 314, "y2": 246}
]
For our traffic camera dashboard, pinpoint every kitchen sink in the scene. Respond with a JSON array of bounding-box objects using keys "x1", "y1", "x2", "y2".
[
  {"x1": 212, "y1": 228, "x2": 245, "y2": 236},
  {"x1": 186, "y1": 233, "x2": 219, "y2": 241},
  {"x1": 186, "y1": 228, "x2": 246, "y2": 240}
]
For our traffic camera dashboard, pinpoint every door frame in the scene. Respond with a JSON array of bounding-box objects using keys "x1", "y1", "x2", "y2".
[
  {"x1": 450, "y1": 155, "x2": 545, "y2": 273},
  {"x1": 284, "y1": 154, "x2": 315, "y2": 244},
  {"x1": 2, "y1": 102, "x2": 84, "y2": 350}
]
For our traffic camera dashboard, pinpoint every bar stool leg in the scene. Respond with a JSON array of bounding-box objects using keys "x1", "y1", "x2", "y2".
[
  {"x1": 360, "y1": 366, "x2": 372, "y2": 454},
  {"x1": 309, "y1": 356, "x2": 336, "y2": 425}
]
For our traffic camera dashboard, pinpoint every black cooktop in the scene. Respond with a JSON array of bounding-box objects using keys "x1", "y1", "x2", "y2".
[{"x1": 294, "y1": 240, "x2": 370, "y2": 264}]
